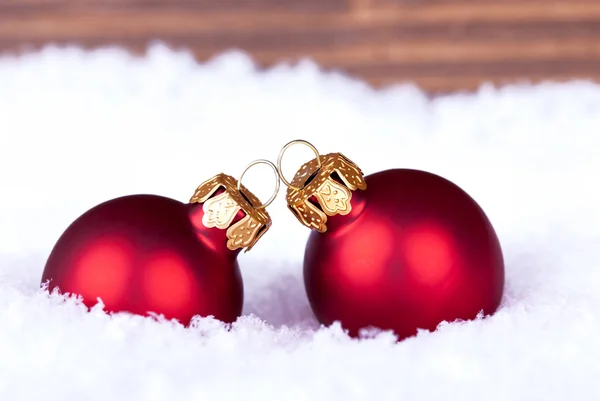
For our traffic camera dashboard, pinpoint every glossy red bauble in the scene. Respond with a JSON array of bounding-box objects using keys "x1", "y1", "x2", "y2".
[
  {"x1": 41, "y1": 174, "x2": 272, "y2": 325},
  {"x1": 296, "y1": 165, "x2": 504, "y2": 340}
]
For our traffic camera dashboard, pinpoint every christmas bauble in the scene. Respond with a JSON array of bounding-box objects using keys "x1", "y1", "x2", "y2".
[
  {"x1": 281, "y1": 144, "x2": 504, "y2": 340},
  {"x1": 41, "y1": 171, "x2": 275, "y2": 325}
]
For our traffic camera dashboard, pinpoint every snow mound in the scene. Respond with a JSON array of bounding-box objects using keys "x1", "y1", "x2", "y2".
[{"x1": 0, "y1": 43, "x2": 599, "y2": 400}]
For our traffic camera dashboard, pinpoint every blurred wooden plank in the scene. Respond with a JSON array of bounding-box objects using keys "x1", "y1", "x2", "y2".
[
  {"x1": 373, "y1": 75, "x2": 593, "y2": 94},
  {"x1": 0, "y1": 0, "x2": 599, "y2": 93},
  {"x1": 354, "y1": 1, "x2": 600, "y2": 23},
  {"x1": 347, "y1": 58, "x2": 600, "y2": 78},
  {"x1": 251, "y1": 39, "x2": 600, "y2": 64},
  {"x1": 0, "y1": 0, "x2": 348, "y2": 12},
  {"x1": 2, "y1": 10, "x2": 600, "y2": 42},
  {"x1": 4, "y1": 2, "x2": 600, "y2": 23}
]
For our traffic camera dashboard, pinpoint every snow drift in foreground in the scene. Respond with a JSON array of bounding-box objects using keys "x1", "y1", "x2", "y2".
[{"x1": 0, "y1": 44, "x2": 599, "y2": 401}]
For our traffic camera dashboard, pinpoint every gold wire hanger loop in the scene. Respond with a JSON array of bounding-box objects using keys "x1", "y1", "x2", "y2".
[
  {"x1": 276, "y1": 139, "x2": 322, "y2": 191},
  {"x1": 237, "y1": 159, "x2": 280, "y2": 210}
]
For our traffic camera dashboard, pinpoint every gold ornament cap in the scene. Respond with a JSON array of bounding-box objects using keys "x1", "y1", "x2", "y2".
[
  {"x1": 278, "y1": 140, "x2": 367, "y2": 233},
  {"x1": 189, "y1": 159, "x2": 279, "y2": 252}
]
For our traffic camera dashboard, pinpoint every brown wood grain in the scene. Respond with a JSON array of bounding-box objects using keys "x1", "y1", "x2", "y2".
[{"x1": 0, "y1": 0, "x2": 599, "y2": 93}]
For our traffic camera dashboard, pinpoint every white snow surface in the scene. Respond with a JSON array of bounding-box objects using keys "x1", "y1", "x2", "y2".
[{"x1": 0, "y1": 43, "x2": 599, "y2": 400}]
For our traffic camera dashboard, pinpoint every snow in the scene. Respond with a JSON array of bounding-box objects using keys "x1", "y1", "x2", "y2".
[{"x1": 1, "y1": 43, "x2": 600, "y2": 400}]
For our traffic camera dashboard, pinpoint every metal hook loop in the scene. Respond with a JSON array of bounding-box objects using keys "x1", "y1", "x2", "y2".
[
  {"x1": 276, "y1": 139, "x2": 322, "y2": 191},
  {"x1": 237, "y1": 159, "x2": 281, "y2": 210}
]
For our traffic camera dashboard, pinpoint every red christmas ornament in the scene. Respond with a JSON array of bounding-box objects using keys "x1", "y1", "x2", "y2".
[
  {"x1": 278, "y1": 140, "x2": 504, "y2": 340},
  {"x1": 41, "y1": 161, "x2": 279, "y2": 325}
]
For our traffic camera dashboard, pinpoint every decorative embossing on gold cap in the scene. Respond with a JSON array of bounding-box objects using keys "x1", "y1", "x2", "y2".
[
  {"x1": 285, "y1": 152, "x2": 367, "y2": 233},
  {"x1": 190, "y1": 173, "x2": 272, "y2": 252}
]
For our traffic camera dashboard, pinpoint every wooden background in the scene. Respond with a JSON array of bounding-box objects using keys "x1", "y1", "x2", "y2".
[{"x1": 1, "y1": 0, "x2": 599, "y2": 93}]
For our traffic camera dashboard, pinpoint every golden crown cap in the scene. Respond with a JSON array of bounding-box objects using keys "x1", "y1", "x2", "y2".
[
  {"x1": 190, "y1": 165, "x2": 276, "y2": 252},
  {"x1": 284, "y1": 151, "x2": 367, "y2": 233}
]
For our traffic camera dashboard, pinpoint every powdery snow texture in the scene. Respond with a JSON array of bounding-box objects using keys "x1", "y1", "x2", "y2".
[{"x1": 0, "y1": 44, "x2": 599, "y2": 401}]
